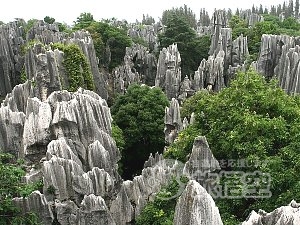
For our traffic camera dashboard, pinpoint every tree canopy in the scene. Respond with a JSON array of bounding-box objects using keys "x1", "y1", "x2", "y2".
[
  {"x1": 158, "y1": 14, "x2": 210, "y2": 77},
  {"x1": 165, "y1": 69, "x2": 300, "y2": 223},
  {"x1": 111, "y1": 84, "x2": 169, "y2": 179}
]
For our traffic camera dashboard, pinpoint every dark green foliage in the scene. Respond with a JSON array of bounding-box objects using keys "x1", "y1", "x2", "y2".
[
  {"x1": 95, "y1": 21, "x2": 132, "y2": 70},
  {"x1": 162, "y1": 4, "x2": 197, "y2": 29},
  {"x1": 112, "y1": 122, "x2": 125, "y2": 152},
  {"x1": 159, "y1": 15, "x2": 210, "y2": 76},
  {"x1": 43, "y1": 16, "x2": 55, "y2": 24},
  {"x1": 72, "y1": 14, "x2": 132, "y2": 71},
  {"x1": 73, "y1": 12, "x2": 95, "y2": 30},
  {"x1": 0, "y1": 153, "x2": 41, "y2": 224},
  {"x1": 111, "y1": 84, "x2": 169, "y2": 178},
  {"x1": 164, "y1": 69, "x2": 300, "y2": 223},
  {"x1": 136, "y1": 178, "x2": 188, "y2": 225},
  {"x1": 142, "y1": 14, "x2": 155, "y2": 25},
  {"x1": 51, "y1": 43, "x2": 95, "y2": 92}
]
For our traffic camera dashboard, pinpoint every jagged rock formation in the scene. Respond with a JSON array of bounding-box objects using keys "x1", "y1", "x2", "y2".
[
  {"x1": 164, "y1": 98, "x2": 182, "y2": 144},
  {"x1": 13, "y1": 191, "x2": 54, "y2": 225},
  {"x1": 0, "y1": 19, "x2": 26, "y2": 97},
  {"x1": 155, "y1": 43, "x2": 182, "y2": 100},
  {"x1": 1, "y1": 82, "x2": 120, "y2": 224},
  {"x1": 193, "y1": 10, "x2": 248, "y2": 93},
  {"x1": 254, "y1": 34, "x2": 300, "y2": 79},
  {"x1": 275, "y1": 44, "x2": 300, "y2": 94},
  {"x1": 0, "y1": 19, "x2": 108, "y2": 101},
  {"x1": 183, "y1": 136, "x2": 220, "y2": 181},
  {"x1": 112, "y1": 43, "x2": 157, "y2": 95},
  {"x1": 239, "y1": 10, "x2": 264, "y2": 27},
  {"x1": 110, "y1": 154, "x2": 184, "y2": 224},
  {"x1": 242, "y1": 200, "x2": 300, "y2": 225},
  {"x1": 127, "y1": 24, "x2": 159, "y2": 51},
  {"x1": 173, "y1": 180, "x2": 223, "y2": 225}
]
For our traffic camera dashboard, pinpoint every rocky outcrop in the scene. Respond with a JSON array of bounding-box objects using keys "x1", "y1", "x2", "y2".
[
  {"x1": 275, "y1": 44, "x2": 300, "y2": 94},
  {"x1": 127, "y1": 24, "x2": 159, "y2": 51},
  {"x1": 155, "y1": 43, "x2": 181, "y2": 100},
  {"x1": 112, "y1": 43, "x2": 157, "y2": 95},
  {"x1": 1, "y1": 83, "x2": 120, "y2": 224},
  {"x1": 239, "y1": 10, "x2": 264, "y2": 27},
  {"x1": 173, "y1": 180, "x2": 223, "y2": 225},
  {"x1": 0, "y1": 19, "x2": 26, "y2": 97},
  {"x1": 164, "y1": 98, "x2": 182, "y2": 144},
  {"x1": 242, "y1": 200, "x2": 300, "y2": 225},
  {"x1": 110, "y1": 155, "x2": 185, "y2": 224},
  {"x1": 254, "y1": 34, "x2": 299, "y2": 79},
  {"x1": 183, "y1": 136, "x2": 220, "y2": 180},
  {"x1": 13, "y1": 191, "x2": 54, "y2": 225},
  {"x1": 1, "y1": 20, "x2": 107, "y2": 101}
]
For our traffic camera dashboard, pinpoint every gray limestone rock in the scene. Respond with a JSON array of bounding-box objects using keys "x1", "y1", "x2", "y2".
[
  {"x1": 0, "y1": 20, "x2": 26, "y2": 97},
  {"x1": 155, "y1": 43, "x2": 181, "y2": 100},
  {"x1": 0, "y1": 106, "x2": 25, "y2": 156},
  {"x1": 173, "y1": 180, "x2": 223, "y2": 225},
  {"x1": 110, "y1": 156, "x2": 185, "y2": 224},
  {"x1": 79, "y1": 194, "x2": 116, "y2": 225},
  {"x1": 183, "y1": 136, "x2": 220, "y2": 184},
  {"x1": 13, "y1": 191, "x2": 54, "y2": 225},
  {"x1": 255, "y1": 34, "x2": 299, "y2": 79},
  {"x1": 164, "y1": 98, "x2": 182, "y2": 144},
  {"x1": 275, "y1": 44, "x2": 300, "y2": 94},
  {"x1": 242, "y1": 200, "x2": 300, "y2": 225}
]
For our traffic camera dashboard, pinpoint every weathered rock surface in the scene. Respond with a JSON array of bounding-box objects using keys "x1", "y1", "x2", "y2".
[
  {"x1": 173, "y1": 180, "x2": 223, "y2": 225},
  {"x1": 155, "y1": 43, "x2": 181, "y2": 100},
  {"x1": 164, "y1": 98, "x2": 182, "y2": 144},
  {"x1": 0, "y1": 19, "x2": 26, "y2": 97},
  {"x1": 110, "y1": 154, "x2": 185, "y2": 224},
  {"x1": 13, "y1": 191, "x2": 54, "y2": 225},
  {"x1": 275, "y1": 44, "x2": 300, "y2": 94},
  {"x1": 242, "y1": 200, "x2": 300, "y2": 225},
  {"x1": 112, "y1": 43, "x2": 157, "y2": 95},
  {"x1": 254, "y1": 34, "x2": 299, "y2": 79},
  {"x1": 239, "y1": 10, "x2": 264, "y2": 27},
  {"x1": 127, "y1": 24, "x2": 159, "y2": 51},
  {"x1": 183, "y1": 136, "x2": 220, "y2": 180}
]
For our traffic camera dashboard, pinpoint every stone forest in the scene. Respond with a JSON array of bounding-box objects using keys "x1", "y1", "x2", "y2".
[{"x1": 1, "y1": 1, "x2": 300, "y2": 225}]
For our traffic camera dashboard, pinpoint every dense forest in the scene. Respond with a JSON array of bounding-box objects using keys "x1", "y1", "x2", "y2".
[{"x1": 1, "y1": 0, "x2": 300, "y2": 224}]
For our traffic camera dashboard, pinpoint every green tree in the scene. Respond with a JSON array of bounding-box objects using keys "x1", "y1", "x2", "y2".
[
  {"x1": 95, "y1": 21, "x2": 132, "y2": 70},
  {"x1": 159, "y1": 14, "x2": 210, "y2": 76},
  {"x1": 0, "y1": 154, "x2": 42, "y2": 224},
  {"x1": 164, "y1": 69, "x2": 300, "y2": 223},
  {"x1": 73, "y1": 12, "x2": 95, "y2": 30},
  {"x1": 162, "y1": 4, "x2": 197, "y2": 29},
  {"x1": 43, "y1": 16, "x2": 55, "y2": 24},
  {"x1": 111, "y1": 84, "x2": 169, "y2": 179}
]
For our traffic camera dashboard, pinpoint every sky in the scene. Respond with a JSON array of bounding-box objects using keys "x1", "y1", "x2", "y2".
[{"x1": 1, "y1": 0, "x2": 287, "y2": 25}]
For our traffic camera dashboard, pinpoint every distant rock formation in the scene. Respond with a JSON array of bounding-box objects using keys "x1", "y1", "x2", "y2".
[
  {"x1": 155, "y1": 43, "x2": 182, "y2": 100},
  {"x1": 242, "y1": 200, "x2": 300, "y2": 225},
  {"x1": 112, "y1": 43, "x2": 157, "y2": 95},
  {"x1": 0, "y1": 19, "x2": 26, "y2": 97},
  {"x1": 164, "y1": 98, "x2": 182, "y2": 144},
  {"x1": 275, "y1": 44, "x2": 300, "y2": 94},
  {"x1": 173, "y1": 180, "x2": 223, "y2": 225},
  {"x1": 254, "y1": 34, "x2": 299, "y2": 79},
  {"x1": 0, "y1": 20, "x2": 108, "y2": 101},
  {"x1": 239, "y1": 9, "x2": 264, "y2": 27},
  {"x1": 127, "y1": 24, "x2": 159, "y2": 51}
]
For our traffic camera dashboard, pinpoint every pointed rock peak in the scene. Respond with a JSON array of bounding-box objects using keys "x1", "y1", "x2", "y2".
[{"x1": 174, "y1": 180, "x2": 223, "y2": 225}]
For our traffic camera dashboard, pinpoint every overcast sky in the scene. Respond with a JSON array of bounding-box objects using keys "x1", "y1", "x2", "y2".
[{"x1": 1, "y1": 0, "x2": 286, "y2": 25}]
